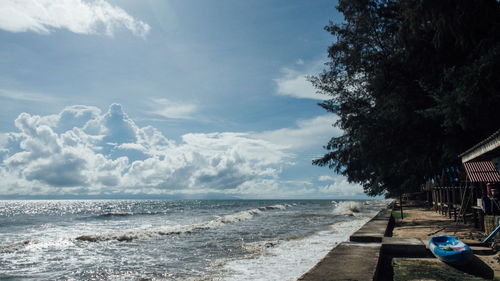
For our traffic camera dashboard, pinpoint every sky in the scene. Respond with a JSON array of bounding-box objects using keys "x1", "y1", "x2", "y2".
[{"x1": 0, "y1": 0, "x2": 375, "y2": 199}]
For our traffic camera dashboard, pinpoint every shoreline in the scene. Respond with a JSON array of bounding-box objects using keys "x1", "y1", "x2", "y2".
[
  {"x1": 1, "y1": 199, "x2": 385, "y2": 281},
  {"x1": 298, "y1": 202, "x2": 395, "y2": 280},
  {"x1": 298, "y1": 200, "x2": 500, "y2": 280}
]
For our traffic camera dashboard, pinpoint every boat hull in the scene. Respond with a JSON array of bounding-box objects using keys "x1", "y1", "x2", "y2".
[{"x1": 428, "y1": 235, "x2": 472, "y2": 265}]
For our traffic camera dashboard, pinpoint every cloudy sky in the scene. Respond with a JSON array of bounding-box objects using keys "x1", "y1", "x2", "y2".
[{"x1": 0, "y1": 0, "x2": 373, "y2": 199}]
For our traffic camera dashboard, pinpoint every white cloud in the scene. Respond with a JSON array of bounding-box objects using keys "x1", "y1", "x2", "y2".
[
  {"x1": 56, "y1": 105, "x2": 102, "y2": 132},
  {"x1": 0, "y1": 88, "x2": 60, "y2": 103},
  {"x1": 318, "y1": 175, "x2": 336, "y2": 182},
  {"x1": 0, "y1": 104, "x2": 292, "y2": 196},
  {"x1": 274, "y1": 68, "x2": 318, "y2": 100},
  {"x1": 231, "y1": 179, "x2": 318, "y2": 199},
  {"x1": 148, "y1": 98, "x2": 198, "y2": 120},
  {"x1": 318, "y1": 175, "x2": 365, "y2": 197},
  {"x1": 0, "y1": 0, "x2": 150, "y2": 37},
  {"x1": 274, "y1": 60, "x2": 325, "y2": 100},
  {"x1": 256, "y1": 115, "x2": 341, "y2": 150},
  {"x1": 0, "y1": 104, "x2": 366, "y2": 198}
]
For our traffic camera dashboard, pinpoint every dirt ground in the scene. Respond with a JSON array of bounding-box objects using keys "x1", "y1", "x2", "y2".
[{"x1": 392, "y1": 201, "x2": 500, "y2": 279}]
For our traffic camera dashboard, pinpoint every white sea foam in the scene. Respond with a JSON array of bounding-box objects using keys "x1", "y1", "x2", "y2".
[
  {"x1": 332, "y1": 201, "x2": 362, "y2": 216},
  {"x1": 242, "y1": 240, "x2": 281, "y2": 255},
  {"x1": 0, "y1": 204, "x2": 289, "y2": 249},
  {"x1": 1, "y1": 200, "x2": 391, "y2": 280},
  {"x1": 24, "y1": 237, "x2": 75, "y2": 251},
  {"x1": 75, "y1": 204, "x2": 287, "y2": 243},
  {"x1": 0, "y1": 240, "x2": 33, "y2": 253},
  {"x1": 218, "y1": 209, "x2": 379, "y2": 281}
]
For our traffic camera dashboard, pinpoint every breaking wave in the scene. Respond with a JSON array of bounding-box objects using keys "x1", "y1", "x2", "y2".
[
  {"x1": 98, "y1": 212, "x2": 134, "y2": 217},
  {"x1": 331, "y1": 201, "x2": 362, "y2": 216},
  {"x1": 258, "y1": 204, "x2": 287, "y2": 211},
  {"x1": 86, "y1": 211, "x2": 170, "y2": 219},
  {"x1": 0, "y1": 240, "x2": 34, "y2": 253},
  {"x1": 75, "y1": 204, "x2": 289, "y2": 243}
]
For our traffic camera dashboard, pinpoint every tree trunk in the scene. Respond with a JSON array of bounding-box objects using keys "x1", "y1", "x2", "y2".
[{"x1": 400, "y1": 193, "x2": 404, "y2": 220}]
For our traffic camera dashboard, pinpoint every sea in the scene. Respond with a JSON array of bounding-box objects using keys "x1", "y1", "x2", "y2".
[{"x1": 0, "y1": 199, "x2": 391, "y2": 281}]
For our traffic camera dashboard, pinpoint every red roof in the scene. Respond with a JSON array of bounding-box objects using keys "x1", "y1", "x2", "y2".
[{"x1": 463, "y1": 161, "x2": 500, "y2": 183}]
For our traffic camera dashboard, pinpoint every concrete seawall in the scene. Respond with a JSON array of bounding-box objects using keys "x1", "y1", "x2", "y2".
[{"x1": 298, "y1": 205, "x2": 396, "y2": 281}]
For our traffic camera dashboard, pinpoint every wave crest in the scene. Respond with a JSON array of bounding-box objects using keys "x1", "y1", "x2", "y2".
[
  {"x1": 258, "y1": 204, "x2": 287, "y2": 211},
  {"x1": 0, "y1": 240, "x2": 34, "y2": 253},
  {"x1": 76, "y1": 204, "x2": 289, "y2": 243},
  {"x1": 332, "y1": 201, "x2": 362, "y2": 216},
  {"x1": 98, "y1": 212, "x2": 134, "y2": 217}
]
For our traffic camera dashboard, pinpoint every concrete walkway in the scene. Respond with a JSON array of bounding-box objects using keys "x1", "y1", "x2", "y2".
[
  {"x1": 297, "y1": 208, "x2": 395, "y2": 281},
  {"x1": 298, "y1": 242, "x2": 381, "y2": 281}
]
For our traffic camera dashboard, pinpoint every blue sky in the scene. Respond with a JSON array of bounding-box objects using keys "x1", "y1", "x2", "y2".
[{"x1": 0, "y1": 0, "x2": 374, "y2": 199}]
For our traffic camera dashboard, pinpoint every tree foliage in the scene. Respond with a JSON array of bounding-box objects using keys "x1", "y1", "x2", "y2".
[{"x1": 312, "y1": 0, "x2": 500, "y2": 197}]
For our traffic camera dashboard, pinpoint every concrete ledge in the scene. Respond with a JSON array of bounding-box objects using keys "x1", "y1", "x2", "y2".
[
  {"x1": 460, "y1": 239, "x2": 495, "y2": 254},
  {"x1": 350, "y1": 220, "x2": 389, "y2": 243},
  {"x1": 298, "y1": 242, "x2": 381, "y2": 281},
  {"x1": 372, "y1": 209, "x2": 395, "y2": 237},
  {"x1": 470, "y1": 246, "x2": 495, "y2": 255},
  {"x1": 372, "y1": 209, "x2": 393, "y2": 221},
  {"x1": 298, "y1": 206, "x2": 394, "y2": 281},
  {"x1": 382, "y1": 237, "x2": 430, "y2": 257},
  {"x1": 461, "y1": 239, "x2": 488, "y2": 247},
  {"x1": 349, "y1": 209, "x2": 395, "y2": 243}
]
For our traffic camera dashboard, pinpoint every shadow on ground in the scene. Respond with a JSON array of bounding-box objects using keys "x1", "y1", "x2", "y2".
[
  {"x1": 451, "y1": 255, "x2": 494, "y2": 280},
  {"x1": 392, "y1": 257, "x2": 497, "y2": 281}
]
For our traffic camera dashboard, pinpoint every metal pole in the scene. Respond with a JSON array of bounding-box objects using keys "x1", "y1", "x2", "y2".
[{"x1": 400, "y1": 193, "x2": 403, "y2": 220}]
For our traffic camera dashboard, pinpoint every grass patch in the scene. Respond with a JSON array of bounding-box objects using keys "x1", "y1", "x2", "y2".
[{"x1": 392, "y1": 210, "x2": 410, "y2": 219}]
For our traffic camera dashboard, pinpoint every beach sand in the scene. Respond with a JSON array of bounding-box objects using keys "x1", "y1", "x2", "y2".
[{"x1": 391, "y1": 201, "x2": 500, "y2": 280}]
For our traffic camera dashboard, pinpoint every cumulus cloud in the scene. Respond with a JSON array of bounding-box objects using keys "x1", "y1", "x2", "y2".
[
  {"x1": 274, "y1": 60, "x2": 325, "y2": 100},
  {"x1": 256, "y1": 115, "x2": 341, "y2": 150},
  {"x1": 0, "y1": 0, "x2": 150, "y2": 37},
  {"x1": 0, "y1": 104, "x2": 291, "y2": 196},
  {"x1": 318, "y1": 175, "x2": 365, "y2": 197},
  {"x1": 0, "y1": 103, "x2": 366, "y2": 198}
]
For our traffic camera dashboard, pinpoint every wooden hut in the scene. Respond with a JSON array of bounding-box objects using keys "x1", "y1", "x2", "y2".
[
  {"x1": 458, "y1": 129, "x2": 500, "y2": 231},
  {"x1": 428, "y1": 129, "x2": 500, "y2": 231}
]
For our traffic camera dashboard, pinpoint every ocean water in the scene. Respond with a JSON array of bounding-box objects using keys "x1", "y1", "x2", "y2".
[{"x1": 0, "y1": 199, "x2": 390, "y2": 281}]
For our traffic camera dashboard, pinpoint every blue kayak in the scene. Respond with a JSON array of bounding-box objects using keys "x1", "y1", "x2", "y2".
[{"x1": 428, "y1": 235, "x2": 472, "y2": 265}]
